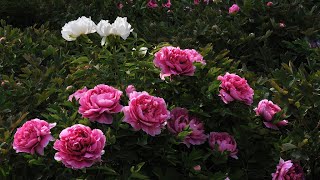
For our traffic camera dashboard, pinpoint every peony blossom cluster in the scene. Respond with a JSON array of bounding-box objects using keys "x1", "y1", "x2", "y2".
[
  {"x1": 53, "y1": 124, "x2": 106, "y2": 169},
  {"x1": 272, "y1": 158, "x2": 304, "y2": 180},
  {"x1": 78, "y1": 84, "x2": 123, "y2": 124},
  {"x1": 208, "y1": 132, "x2": 238, "y2": 159},
  {"x1": 122, "y1": 86, "x2": 170, "y2": 136},
  {"x1": 61, "y1": 16, "x2": 133, "y2": 43},
  {"x1": 13, "y1": 119, "x2": 56, "y2": 155},
  {"x1": 217, "y1": 72, "x2": 254, "y2": 105},
  {"x1": 97, "y1": 17, "x2": 133, "y2": 45},
  {"x1": 254, "y1": 99, "x2": 288, "y2": 130},
  {"x1": 153, "y1": 46, "x2": 205, "y2": 80},
  {"x1": 167, "y1": 107, "x2": 207, "y2": 147}
]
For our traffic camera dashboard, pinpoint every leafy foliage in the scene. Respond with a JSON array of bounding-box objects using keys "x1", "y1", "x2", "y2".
[{"x1": 1, "y1": 1, "x2": 320, "y2": 179}]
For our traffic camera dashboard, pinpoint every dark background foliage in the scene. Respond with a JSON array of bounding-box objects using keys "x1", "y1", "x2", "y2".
[{"x1": 1, "y1": 0, "x2": 320, "y2": 179}]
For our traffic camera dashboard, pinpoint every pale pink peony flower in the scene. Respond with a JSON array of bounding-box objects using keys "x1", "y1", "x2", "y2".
[
  {"x1": 13, "y1": 119, "x2": 56, "y2": 155},
  {"x1": 229, "y1": 4, "x2": 240, "y2": 14},
  {"x1": 272, "y1": 158, "x2": 305, "y2": 180},
  {"x1": 66, "y1": 85, "x2": 73, "y2": 90},
  {"x1": 279, "y1": 22, "x2": 286, "y2": 28},
  {"x1": 203, "y1": 0, "x2": 210, "y2": 4},
  {"x1": 78, "y1": 84, "x2": 123, "y2": 124},
  {"x1": 193, "y1": 165, "x2": 201, "y2": 171},
  {"x1": 147, "y1": 0, "x2": 158, "y2": 8},
  {"x1": 167, "y1": 107, "x2": 207, "y2": 147},
  {"x1": 162, "y1": 0, "x2": 171, "y2": 8},
  {"x1": 267, "y1": 2, "x2": 273, "y2": 6},
  {"x1": 53, "y1": 124, "x2": 106, "y2": 169},
  {"x1": 125, "y1": 85, "x2": 136, "y2": 97},
  {"x1": 254, "y1": 99, "x2": 288, "y2": 130},
  {"x1": 208, "y1": 132, "x2": 238, "y2": 159},
  {"x1": 153, "y1": 46, "x2": 205, "y2": 80},
  {"x1": 68, "y1": 87, "x2": 88, "y2": 101},
  {"x1": 217, "y1": 72, "x2": 254, "y2": 105},
  {"x1": 122, "y1": 91, "x2": 170, "y2": 136}
]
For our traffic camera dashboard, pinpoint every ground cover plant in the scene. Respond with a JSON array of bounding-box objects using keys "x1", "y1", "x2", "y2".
[{"x1": 1, "y1": 1, "x2": 320, "y2": 179}]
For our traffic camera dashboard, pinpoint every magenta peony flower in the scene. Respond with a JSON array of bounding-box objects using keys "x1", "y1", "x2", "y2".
[
  {"x1": 125, "y1": 85, "x2": 136, "y2": 97},
  {"x1": 162, "y1": 0, "x2": 171, "y2": 8},
  {"x1": 153, "y1": 46, "x2": 205, "y2": 80},
  {"x1": 217, "y1": 72, "x2": 254, "y2": 105},
  {"x1": 68, "y1": 87, "x2": 88, "y2": 101},
  {"x1": 53, "y1": 124, "x2": 106, "y2": 169},
  {"x1": 229, "y1": 4, "x2": 240, "y2": 14},
  {"x1": 122, "y1": 91, "x2": 170, "y2": 136},
  {"x1": 254, "y1": 99, "x2": 288, "y2": 130},
  {"x1": 13, "y1": 119, "x2": 56, "y2": 155},
  {"x1": 78, "y1": 84, "x2": 123, "y2": 124},
  {"x1": 272, "y1": 158, "x2": 305, "y2": 180},
  {"x1": 147, "y1": 0, "x2": 158, "y2": 8},
  {"x1": 208, "y1": 132, "x2": 238, "y2": 159},
  {"x1": 167, "y1": 107, "x2": 207, "y2": 147}
]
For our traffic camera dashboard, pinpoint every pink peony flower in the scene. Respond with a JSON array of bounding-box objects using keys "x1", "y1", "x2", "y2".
[
  {"x1": 254, "y1": 99, "x2": 288, "y2": 130},
  {"x1": 194, "y1": 0, "x2": 200, "y2": 5},
  {"x1": 147, "y1": 0, "x2": 158, "y2": 8},
  {"x1": 267, "y1": 2, "x2": 273, "y2": 6},
  {"x1": 13, "y1": 119, "x2": 56, "y2": 155},
  {"x1": 208, "y1": 132, "x2": 238, "y2": 159},
  {"x1": 78, "y1": 84, "x2": 123, "y2": 124},
  {"x1": 122, "y1": 91, "x2": 170, "y2": 136},
  {"x1": 167, "y1": 107, "x2": 207, "y2": 147},
  {"x1": 217, "y1": 72, "x2": 254, "y2": 105},
  {"x1": 254, "y1": 99, "x2": 281, "y2": 121},
  {"x1": 117, "y1": 2, "x2": 124, "y2": 9},
  {"x1": 193, "y1": 165, "x2": 201, "y2": 171},
  {"x1": 153, "y1": 46, "x2": 205, "y2": 80},
  {"x1": 184, "y1": 49, "x2": 206, "y2": 65},
  {"x1": 162, "y1": 0, "x2": 171, "y2": 8},
  {"x1": 125, "y1": 85, "x2": 136, "y2": 97},
  {"x1": 272, "y1": 158, "x2": 305, "y2": 180},
  {"x1": 229, "y1": 4, "x2": 240, "y2": 14},
  {"x1": 53, "y1": 124, "x2": 106, "y2": 169},
  {"x1": 68, "y1": 87, "x2": 88, "y2": 101}
]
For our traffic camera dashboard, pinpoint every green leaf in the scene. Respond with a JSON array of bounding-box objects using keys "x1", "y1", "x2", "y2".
[{"x1": 281, "y1": 143, "x2": 297, "y2": 152}]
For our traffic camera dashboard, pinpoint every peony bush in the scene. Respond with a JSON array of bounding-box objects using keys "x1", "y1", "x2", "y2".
[{"x1": 1, "y1": 1, "x2": 320, "y2": 179}]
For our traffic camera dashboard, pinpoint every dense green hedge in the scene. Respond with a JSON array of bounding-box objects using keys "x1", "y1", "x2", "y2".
[{"x1": 1, "y1": 0, "x2": 320, "y2": 179}]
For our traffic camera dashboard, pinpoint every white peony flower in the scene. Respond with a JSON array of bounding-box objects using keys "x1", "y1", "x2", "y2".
[
  {"x1": 61, "y1": 16, "x2": 97, "y2": 41},
  {"x1": 139, "y1": 47, "x2": 148, "y2": 56},
  {"x1": 112, "y1": 17, "x2": 133, "y2": 40},
  {"x1": 97, "y1": 20, "x2": 116, "y2": 45}
]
